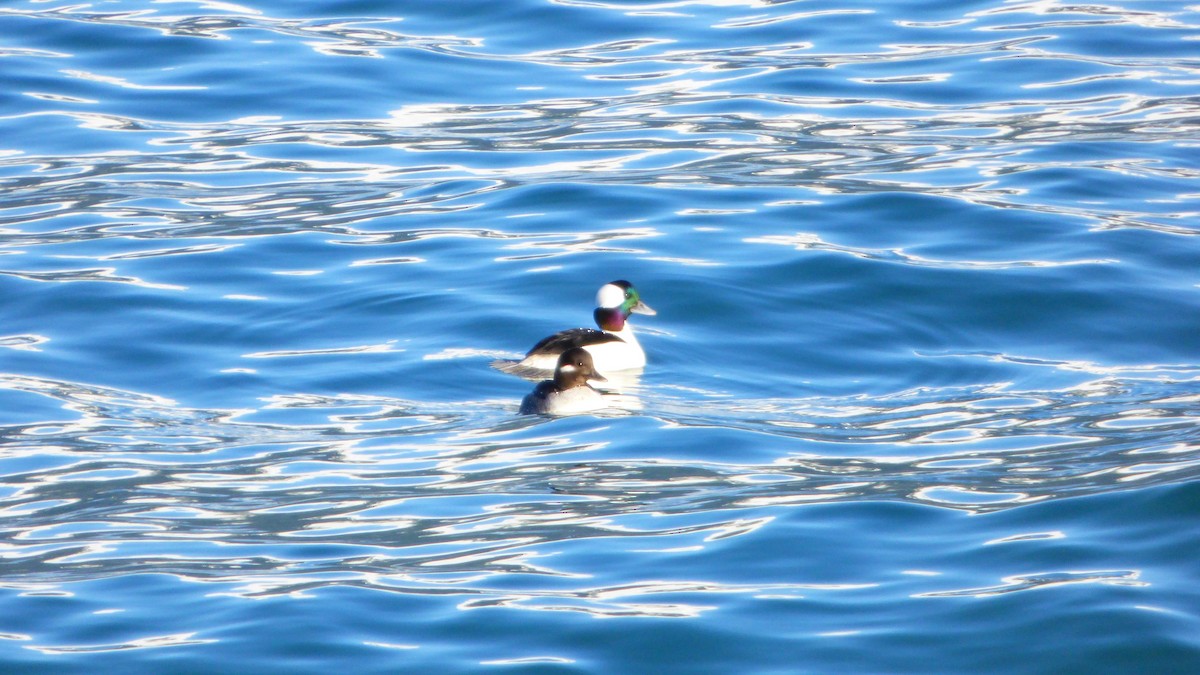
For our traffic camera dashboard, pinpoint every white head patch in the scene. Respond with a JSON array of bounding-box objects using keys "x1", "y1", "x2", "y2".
[{"x1": 596, "y1": 283, "x2": 625, "y2": 309}]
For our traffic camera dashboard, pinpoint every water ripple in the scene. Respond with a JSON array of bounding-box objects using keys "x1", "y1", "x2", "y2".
[
  {"x1": 2, "y1": 0, "x2": 1199, "y2": 667},
  {"x1": 2, "y1": 370, "x2": 1196, "y2": 608},
  {"x1": 0, "y1": 5, "x2": 480, "y2": 58},
  {"x1": 918, "y1": 569, "x2": 1147, "y2": 598}
]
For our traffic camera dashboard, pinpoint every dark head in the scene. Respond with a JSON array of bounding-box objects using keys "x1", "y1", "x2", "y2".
[
  {"x1": 595, "y1": 280, "x2": 656, "y2": 321},
  {"x1": 553, "y1": 347, "x2": 607, "y2": 389}
]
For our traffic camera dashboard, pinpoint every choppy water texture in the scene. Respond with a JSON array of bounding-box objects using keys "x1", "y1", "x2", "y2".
[{"x1": 2, "y1": 0, "x2": 1200, "y2": 672}]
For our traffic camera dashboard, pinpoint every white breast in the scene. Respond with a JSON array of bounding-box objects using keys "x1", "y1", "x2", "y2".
[
  {"x1": 583, "y1": 327, "x2": 645, "y2": 371},
  {"x1": 522, "y1": 386, "x2": 608, "y2": 415}
]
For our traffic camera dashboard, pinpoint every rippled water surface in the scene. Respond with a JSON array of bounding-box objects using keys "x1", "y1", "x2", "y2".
[{"x1": 2, "y1": 0, "x2": 1200, "y2": 671}]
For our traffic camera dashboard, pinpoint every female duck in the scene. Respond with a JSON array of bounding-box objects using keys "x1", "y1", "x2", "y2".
[
  {"x1": 497, "y1": 280, "x2": 655, "y2": 377},
  {"x1": 519, "y1": 348, "x2": 609, "y2": 415}
]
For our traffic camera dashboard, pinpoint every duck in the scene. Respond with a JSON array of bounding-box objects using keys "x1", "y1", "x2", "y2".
[
  {"x1": 494, "y1": 280, "x2": 655, "y2": 378},
  {"x1": 519, "y1": 347, "x2": 609, "y2": 415}
]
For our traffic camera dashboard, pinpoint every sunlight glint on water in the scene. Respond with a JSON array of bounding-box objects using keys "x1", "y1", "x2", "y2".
[{"x1": 1, "y1": 0, "x2": 1199, "y2": 671}]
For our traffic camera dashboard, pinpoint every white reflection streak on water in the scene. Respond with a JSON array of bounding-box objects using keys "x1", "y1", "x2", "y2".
[
  {"x1": 26, "y1": 632, "x2": 217, "y2": 655},
  {"x1": 0, "y1": 367, "x2": 1197, "y2": 608},
  {"x1": 743, "y1": 232, "x2": 1118, "y2": 269},
  {"x1": 917, "y1": 569, "x2": 1148, "y2": 599},
  {"x1": 0, "y1": 0, "x2": 1198, "y2": 638}
]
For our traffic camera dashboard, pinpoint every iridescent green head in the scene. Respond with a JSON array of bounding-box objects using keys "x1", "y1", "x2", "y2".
[{"x1": 595, "y1": 280, "x2": 656, "y2": 319}]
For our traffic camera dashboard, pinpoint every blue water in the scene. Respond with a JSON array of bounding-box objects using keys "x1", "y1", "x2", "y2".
[{"x1": 2, "y1": 0, "x2": 1199, "y2": 671}]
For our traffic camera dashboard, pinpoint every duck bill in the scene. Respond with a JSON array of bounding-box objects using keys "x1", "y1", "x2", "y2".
[
  {"x1": 589, "y1": 371, "x2": 608, "y2": 383},
  {"x1": 631, "y1": 300, "x2": 656, "y2": 316}
]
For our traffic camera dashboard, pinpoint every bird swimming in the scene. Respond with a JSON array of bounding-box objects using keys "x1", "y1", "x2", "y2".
[
  {"x1": 518, "y1": 347, "x2": 609, "y2": 415},
  {"x1": 494, "y1": 280, "x2": 655, "y2": 378}
]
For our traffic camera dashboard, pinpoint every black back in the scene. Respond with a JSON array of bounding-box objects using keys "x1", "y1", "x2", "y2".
[{"x1": 526, "y1": 328, "x2": 623, "y2": 357}]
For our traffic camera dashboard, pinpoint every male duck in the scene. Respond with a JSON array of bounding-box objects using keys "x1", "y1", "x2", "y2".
[{"x1": 495, "y1": 280, "x2": 655, "y2": 377}]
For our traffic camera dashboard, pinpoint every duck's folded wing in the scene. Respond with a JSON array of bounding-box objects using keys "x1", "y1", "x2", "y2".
[
  {"x1": 493, "y1": 329, "x2": 625, "y2": 379},
  {"x1": 526, "y1": 328, "x2": 622, "y2": 356}
]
